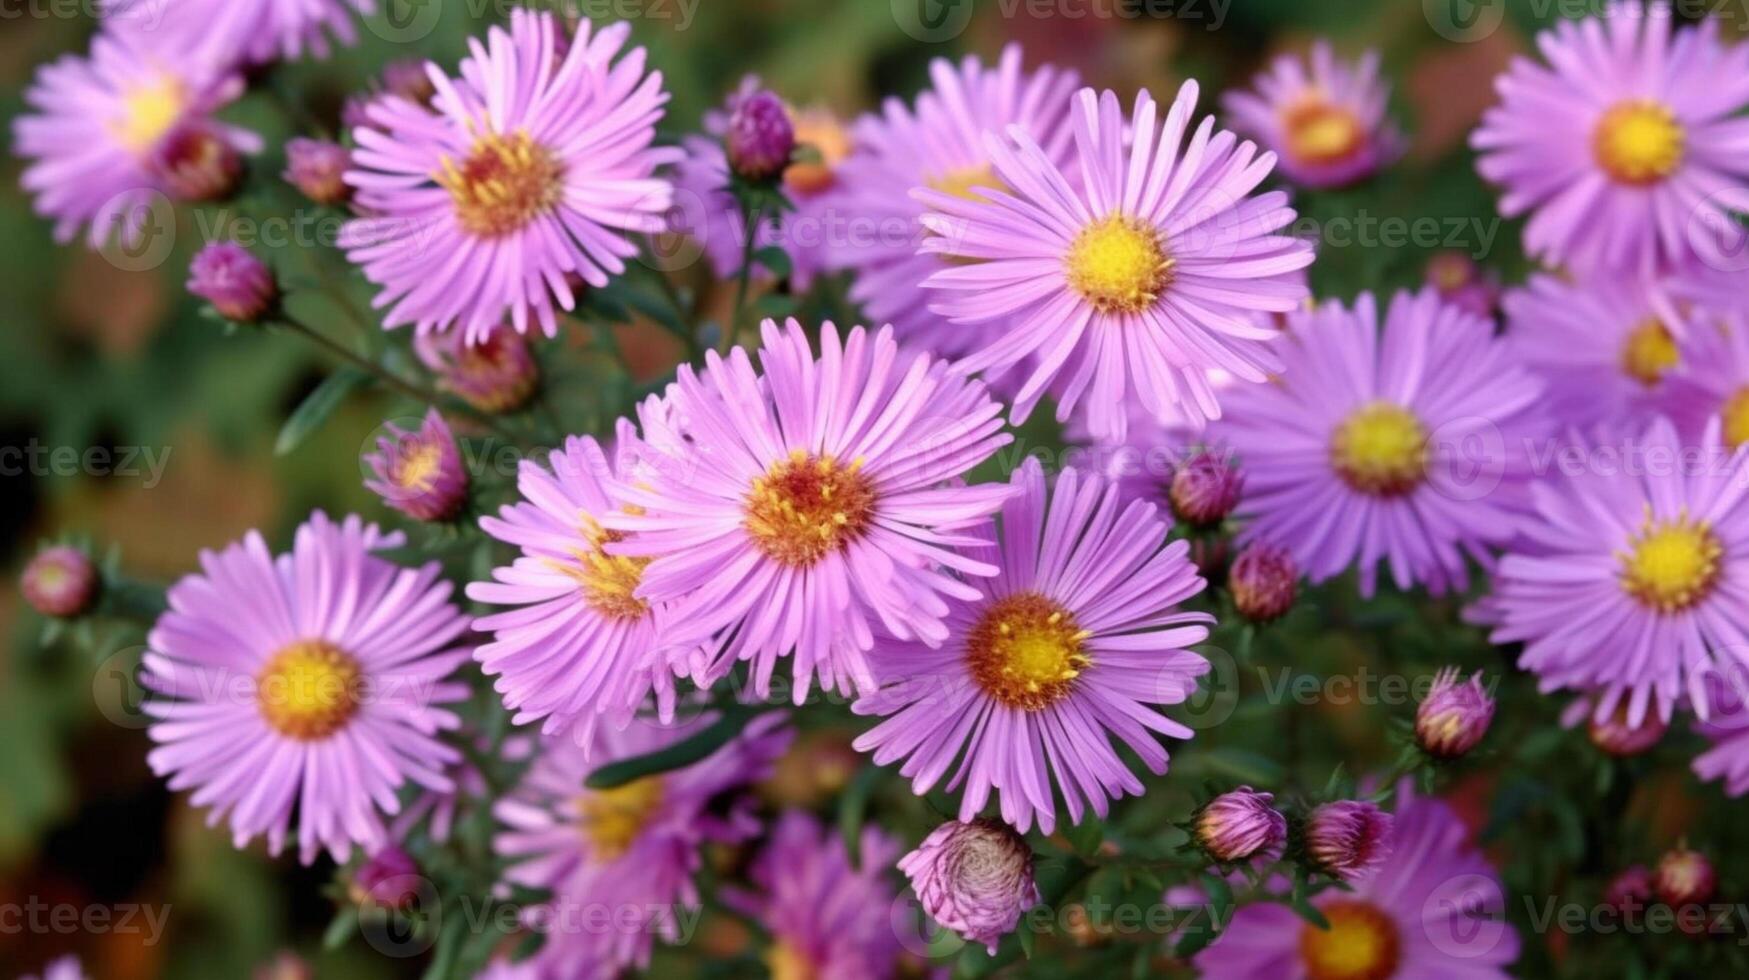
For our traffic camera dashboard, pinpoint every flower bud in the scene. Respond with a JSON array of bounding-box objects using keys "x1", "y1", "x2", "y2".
[
  {"x1": 1415, "y1": 668, "x2": 1495, "y2": 759},
  {"x1": 380, "y1": 58, "x2": 436, "y2": 106},
  {"x1": 1653, "y1": 846, "x2": 1715, "y2": 907},
  {"x1": 363, "y1": 410, "x2": 469, "y2": 522},
  {"x1": 1425, "y1": 251, "x2": 1498, "y2": 319},
  {"x1": 414, "y1": 328, "x2": 539, "y2": 414},
  {"x1": 1587, "y1": 704, "x2": 1667, "y2": 757},
  {"x1": 150, "y1": 124, "x2": 243, "y2": 202},
  {"x1": 283, "y1": 138, "x2": 351, "y2": 206},
  {"x1": 1169, "y1": 449, "x2": 1242, "y2": 527},
  {"x1": 21, "y1": 546, "x2": 98, "y2": 618},
  {"x1": 1230, "y1": 542, "x2": 1297, "y2": 623},
  {"x1": 898, "y1": 819, "x2": 1038, "y2": 954},
  {"x1": 188, "y1": 242, "x2": 277, "y2": 323},
  {"x1": 350, "y1": 846, "x2": 422, "y2": 909},
  {"x1": 1304, "y1": 800, "x2": 1392, "y2": 881},
  {"x1": 1604, "y1": 865, "x2": 1653, "y2": 911},
  {"x1": 1195, "y1": 787, "x2": 1286, "y2": 862},
  {"x1": 725, "y1": 89, "x2": 795, "y2": 182}
]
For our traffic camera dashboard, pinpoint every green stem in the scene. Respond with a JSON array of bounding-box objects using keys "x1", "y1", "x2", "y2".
[{"x1": 726, "y1": 197, "x2": 764, "y2": 354}]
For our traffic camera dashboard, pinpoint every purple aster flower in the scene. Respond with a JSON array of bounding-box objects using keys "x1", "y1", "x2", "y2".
[
  {"x1": 1304, "y1": 800, "x2": 1393, "y2": 880},
  {"x1": 724, "y1": 810, "x2": 903, "y2": 980},
  {"x1": 1217, "y1": 289, "x2": 1546, "y2": 596},
  {"x1": 494, "y1": 715, "x2": 788, "y2": 977},
  {"x1": 188, "y1": 242, "x2": 278, "y2": 323},
  {"x1": 1693, "y1": 675, "x2": 1749, "y2": 794},
  {"x1": 142, "y1": 512, "x2": 471, "y2": 863},
  {"x1": 349, "y1": 845, "x2": 420, "y2": 909},
  {"x1": 1425, "y1": 251, "x2": 1500, "y2": 320},
  {"x1": 341, "y1": 12, "x2": 678, "y2": 342},
  {"x1": 1415, "y1": 667, "x2": 1496, "y2": 759},
  {"x1": 413, "y1": 327, "x2": 540, "y2": 415},
  {"x1": 362, "y1": 409, "x2": 468, "y2": 522},
  {"x1": 468, "y1": 430, "x2": 686, "y2": 739},
  {"x1": 1472, "y1": 3, "x2": 1749, "y2": 275},
  {"x1": 609, "y1": 319, "x2": 1013, "y2": 704},
  {"x1": 148, "y1": 122, "x2": 244, "y2": 201},
  {"x1": 1195, "y1": 787, "x2": 1287, "y2": 863},
  {"x1": 1222, "y1": 41, "x2": 1404, "y2": 189},
  {"x1": 1169, "y1": 447, "x2": 1244, "y2": 527},
  {"x1": 1662, "y1": 306, "x2": 1749, "y2": 447},
  {"x1": 104, "y1": 0, "x2": 370, "y2": 66},
  {"x1": 21, "y1": 545, "x2": 98, "y2": 618},
  {"x1": 284, "y1": 137, "x2": 352, "y2": 206},
  {"x1": 824, "y1": 44, "x2": 1078, "y2": 359},
  {"x1": 1485, "y1": 416, "x2": 1749, "y2": 723},
  {"x1": 725, "y1": 88, "x2": 795, "y2": 181},
  {"x1": 853, "y1": 459, "x2": 1212, "y2": 834},
  {"x1": 1229, "y1": 541, "x2": 1298, "y2": 624},
  {"x1": 899, "y1": 818, "x2": 1039, "y2": 954},
  {"x1": 1654, "y1": 846, "x2": 1716, "y2": 906},
  {"x1": 379, "y1": 57, "x2": 436, "y2": 106},
  {"x1": 918, "y1": 82, "x2": 1313, "y2": 442},
  {"x1": 13, "y1": 32, "x2": 258, "y2": 248},
  {"x1": 1198, "y1": 786, "x2": 1518, "y2": 978},
  {"x1": 1587, "y1": 700, "x2": 1669, "y2": 757}
]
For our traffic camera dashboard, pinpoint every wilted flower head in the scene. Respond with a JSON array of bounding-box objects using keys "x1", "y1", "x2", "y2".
[
  {"x1": 1230, "y1": 542, "x2": 1298, "y2": 623},
  {"x1": 725, "y1": 88, "x2": 795, "y2": 181},
  {"x1": 21, "y1": 545, "x2": 97, "y2": 618},
  {"x1": 1653, "y1": 846, "x2": 1716, "y2": 906},
  {"x1": 1304, "y1": 800, "x2": 1393, "y2": 880},
  {"x1": 283, "y1": 138, "x2": 351, "y2": 206},
  {"x1": 349, "y1": 846, "x2": 421, "y2": 909},
  {"x1": 1415, "y1": 668, "x2": 1495, "y2": 759},
  {"x1": 187, "y1": 242, "x2": 276, "y2": 323},
  {"x1": 363, "y1": 410, "x2": 468, "y2": 522},
  {"x1": 1195, "y1": 786, "x2": 1286, "y2": 863},
  {"x1": 1169, "y1": 449, "x2": 1243, "y2": 527},
  {"x1": 899, "y1": 819, "x2": 1039, "y2": 954}
]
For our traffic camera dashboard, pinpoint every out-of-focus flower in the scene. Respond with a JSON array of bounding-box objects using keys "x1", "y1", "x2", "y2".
[
  {"x1": 1473, "y1": 5, "x2": 1749, "y2": 274},
  {"x1": 1604, "y1": 865, "x2": 1654, "y2": 910},
  {"x1": 142, "y1": 512, "x2": 471, "y2": 863},
  {"x1": 149, "y1": 123, "x2": 244, "y2": 201},
  {"x1": 1218, "y1": 289, "x2": 1546, "y2": 596},
  {"x1": 362, "y1": 409, "x2": 468, "y2": 522},
  {"x1": 414, "y1": 327, "x2": 540, "y2": 414},
  {"x1": 187, "y1": 242, "x2": 277, "y2": 323},
  {"x1": 1653, "y1": 846, "x2": 1716, "y2": 906},
  {"x1": 1425, "y1": 251, "x2": 1500, "y2": 319},
  {"x1": 1222, "y1": 41, "x2": 1404, "y2": 189},
  {"x1": 341, "y1": 12, "x2": 677, "y2": 341},
  {"x1": 104, "y1": 0, "x2": 370, "y2": 67},
  {"x1": 380, "y1": 58, "x2": 436, "y2": 106},
  {"x1": 284, "y1": 137, "x2": 351, "y2": 206},
  {"x1": 1589, "y1": 702, "x2": 1668, "y2": 757},
  {"x1": 919, "y1": 83, "x2": 1313, "y2": 442},
  {"x1": 1229, "y1": 542, "x2": 1298, "y2": 624},
  {"x1": 1169, "y1": 448, "x2": 1243, "y2": 528},
  {"x1": 349, "y1": 846, "x2": 421, "y2": 909},
  {"x1": 724, "y1": 88, "x2": 794, "y2": 181},
  {"x1": 854, "y1": 459, "x2": 1211, "y2": 834},
  {"x1": 22, "y1": 956, "x2": 86, "y2": 980},
  {"x1": 899, "y1": 819, "x2": 1039, "y2": 954},
  {"x1": 1195, "y1": 787, "x2": 1286, "y2": 863},
  {"x1": 1415, "y1": 668, "x2": 1496, "y2": 759},
  {"x1": 21, "y1": 545, "x2": 98, "y2": 618},
  {"x1": 1304, "y1": 800, "x2": 1393, "y2": 881}
]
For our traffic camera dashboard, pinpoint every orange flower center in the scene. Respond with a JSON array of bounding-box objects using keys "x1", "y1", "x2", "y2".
[
  {"x1": 555, "y1": 515, "x2": 651, "y2": 622},
  {"x1": 743, "y1": 451, "x2": 876, "y2": 567},
  {"x1": 965, "y1": 592, "x2": 1092, "y2": 710},
  {"x1": 1299, "y1": 899, "x2": 1401, "y2": 980},
  {"x1": 1283, "y1": 99, "x2": 1366, "y2": 166},
  {"x1": 1594, "y1": 100, "x2": 1685, "y2": 186},
  {"x1": 256, "y1": 640, "x2": 364, "y2": 741},
  {"x1": 438, "y1": 130, "x2": 564, "y2": 237},
  {"x1": 575, "y1": 776, "x2": 662, "y2": 861}
]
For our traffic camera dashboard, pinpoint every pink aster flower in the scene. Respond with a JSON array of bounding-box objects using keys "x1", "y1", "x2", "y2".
[
  {"x1": 1414, "y1": 667, "x2": 1496, "y2": 759},
  {"x1": 13, "y1": 31, "x2": 258, "y2": 247},
  {"x1": 142, "y1": 512, "x2": 471, "y2": 863},
  {"x1": 1221, "y1": 41, "x2": 1404, "y2": 189},
  {"x1": 1693, "y1": 674, "x2": 1749, "y2": 796},
  {"x1": 825, "y1": 44, "x2": 1079, "y2": 358},
  {"x1": 1304, "y1": 800, "x2": 1394, "y2": 880},
  {"x1": 188, "y1": 241, "x2": 278, "y2": 323},
  {"x1": 21, "y1": 545, "x2": 98, "y2": 618},
  {"x1": 1662, "y1": 307, "x2": 1749, "y2": 448},
  {"x1": 1217, "y1": 289, "x2": 1546, "y2": 596},
  {"x1": 468, "y1": 429, "x2": 686, "y2": 739},
  {"x1": 362, "y1": 409, "x2": 469, "y2": 522},
  {"x1": 284, "y1": 137, "x2": 352, "y2": 206},
  {"x1": 341, "y1": 11, "x2": 678, "y2": 341},
  {"x1": 609, "y1": 318, "x2": 1014, "y2": 703},
  {"x1": 724, "y1": 810, "x2": 903, "y2": 980},
  {"x1": 413, "y1": 327, "x2": 540, "y2": 415},
  {"x1": 853, "y1": 459, "x2": 1212, "y2": 834},
  {"x1": 900, "y1": 818, "x2": 1039, "y2": 954},
  {"x1": 1195, "y1": 787, "x2": 1287, "y2": 863},
  {"x1": 919, "y1": 83, "x2": 1313, "y2": 442},
  {"x1": 1472, "y1": 3, "x2": 1749, "y2": 275},
  {"x1": 494, "y1": 714, "x2": 788, "y2": 977},
  {"x1": 1197, "y1": 786, "x2": 1519, "y2": 979},
  {"x1": 105, "y1": 0, "x2": 370, "y2": 67},
  {"x1": 1485, "y1": 416, "x2": 1749, "y2": 723}
]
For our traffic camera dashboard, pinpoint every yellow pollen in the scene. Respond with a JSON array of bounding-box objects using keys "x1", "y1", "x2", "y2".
[
  {"x1": 1282, "y1": 99, "x2": 1365, "y2": 167},
  {"x1": 1619, "y1": 318, "x2": 1678, "y2": 387},
  {"x1": 927, "y1": 163, "x2": 1007, "y2": 203},
  {"x1": 783, "y1": 110, "x2": 851, "y2": 196},
  {"x1": 1618, "y1": 508, "x2": 1722, "y2": 613},
  {"x1": 1722, "y1": 388, "x2": 1749, "y2": 449},
  {"x1": 115, "y1": 75, "x2": 187, "y2": 152},
  {"x1": 765, "y1": 940, "x2": 817, "y2": 980},
  {"x1": 1330, "y1": 402, "x2": 1427, "y2": 497},
  {"x1": 965, "y1": 592, "x2": 1092, "y2": 711},
  {"x1": 1064, "y1": 215, "x2": 1173, "y2": 315},
  {"x1": 553, "y1": 514, "x2": 651, "y2": 622},
  {"x1": 1594, "y1": 100, "x2": 1685, "y2": 186},
  {"x1": 256, "y1": 640, "x2": 364, "y2": 741},
  {"x1": 393, "y1": 441, "x2": 444, "y2": 492},
  {"x1": 743, "y1": 450, "x2": 876, "y2": 567},
  {"x1": 575, "y1": 776, "x2": 663, "y2": 861},
  {"x1": 437, "y1": 130, "x2": 564, "y2": 238},
  {"x1": 1299, "y1": 900, "x2": 1401, "y2": 980}
]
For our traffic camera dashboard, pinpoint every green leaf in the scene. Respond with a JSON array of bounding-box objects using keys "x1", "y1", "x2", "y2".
[
  {"x1": 1290, "y1": 868, "x2": 1330, "y2": 930},
  {"x1": 275, "y1": 366, "x2": 368, "y2": 456},
  {"x1": 837, "y1": 764, "x2": 880, "y2": 868},
  {"x1": 585, "y1": 707, "x2": 759, "y2": 789},
  {"x1": 753, "y1": 245, "x2": 792, "y2": 279},
  {"x1": 1062, "y1": 817, "x2": 1104, "y2": 858},
  {"x1": 322, "y1": 907, "x2": 358, "y2": 950},
  {"x1": 1016, "y1": 923, "x2": 1035, "y2": 959}
]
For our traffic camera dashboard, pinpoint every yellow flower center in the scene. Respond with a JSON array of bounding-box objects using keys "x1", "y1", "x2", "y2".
[
  {"x1": 1330, "y1": 402, "x2": 1427, "y2": 497},
  {"x1": 784, "y1": 110, "x2": 851, "y2": 196},
  {"x1": 1283, "y1": 99, "x2": 1365, "y2": 167},
  {"x1": 393, "y1": 441, "x2": 444, "y2": 492},
  {"x1": 555, "y1": 515, "x2": 651, "y2": 622},
  {"x1": 1722, "y1": 388, "x2": 1749, "y2": 449},
  {"x1": 1619, "y1": 511, "x2": 1722, "y2": 613},
  {"x1": 437, "y1": 130, "x2": 564, "y2": 238},
  {"x1": 1300, "y1": 900, "x2": 1401, "y2": 980},
  {"x1": 1620, "y1": 319, "x2": 1678, "y2": 387},
  {"x1": 765, "y1": 940, "x2": 817, "y2": 980},
  {"x1": 576, "y1": 776, "x2": 663, "y2": 861},
  {"x1": 927, "y1": 163, "x2": 1006, "y2": 202},
  {"x1": 743, "y1": 451, "x2": 876, "y2": 567},
  {"x1": 1065, "y1": 215, "x2": 1173, "y2": 315},
  {"x1": 965, "y1": 592, "x2": 1092, "y2": 711},
  {"x1": 116, "y1": 75, "x2": 187, "y2": 152},
  {"x1": 256, "y1": 640, "x2": 364, "y2": 741},
  {"x1": 1594, "y1": 100, "x2": 1685, "y2": 186}
]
